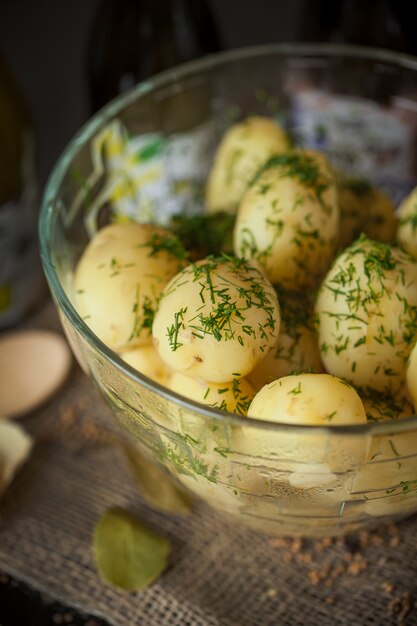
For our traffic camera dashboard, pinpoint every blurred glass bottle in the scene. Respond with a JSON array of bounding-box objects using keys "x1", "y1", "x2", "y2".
[
  {"x1": 302, "y1": 0, "x2": 417, "y2": 55},
  {"x1": 88, "y1": 0, "x2": 221, "y2": 111},
  {"x1": 0, "y1": 50, "x2": 43, "y2": 329}
]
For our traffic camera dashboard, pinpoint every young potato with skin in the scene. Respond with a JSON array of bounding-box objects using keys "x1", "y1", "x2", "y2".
[
  {"x1": 234, "y1": 149, "x2": 339, "y2": 289},
  {"x1": 248, "y1": 288, "x2": 323, "y2": 391},
  {"x1": 315, "y1": 236, "x2": 417, "y2": 395},
  {"x1": 235, "y1": 373, "x2": 368, "y2": 491},
  {"x1": 168, "y1": 372, "x2": 255, "y2": 416},
  {"x1": 152, "y1": 256, "x2": 280, "y2": 383},
  {"x1": 206, "y1": 116, "x2": 289, "y2": 214},
  {"x1": 337, "y1": 177, "x2": 397, "y2": 248},
  {"x1": 248, "y1": 374, "x2": 367, "y2": 426},
  {"x1": 120, "y1": 345, "x2": 173, "y2": 387},
  {"x1": 406, "y1": 338, "x2": 417, "y2": 410},
  {"x1": 74, "y1": 223, "x2": 184, "y2": 351},
  {"x1": 397, "y1": 186, "x2": 417, "y2": 260}
]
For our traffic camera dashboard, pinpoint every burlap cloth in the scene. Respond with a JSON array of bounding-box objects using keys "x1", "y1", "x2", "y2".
[{"x1": 1, "y1": 301, "x2": 417, "y2": 626}]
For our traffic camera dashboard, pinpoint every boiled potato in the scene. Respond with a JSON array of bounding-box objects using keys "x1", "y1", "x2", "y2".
[
  {"x1": 316, "y1": 236, "x2": 417, "y2": 394},
  {"x1": 248, "y1": 288, "x2": 323, "y2": 391},
  {"x1": 337, "y1": 177, "x2": 397, "y2": 248},
  {"x1": 248, "y1": 373, "x2": 367, "y2": 426},
  {"x1": 152, "y1": 256, "x2": 280, "y2": 383},
  {"x1": 233, "y1": 149, "x2": 339, "y2": 288},
  {"x1": 406, "y1": 339, "x2": 417, "y2": 410},
  {"x1": 397, "y1": 186, "x2": 417, "y2": 259},
  {"x1": 74, "y1": 223, "x2": 183, "y2": 351},
  {"x1": 120, "y1": 345, "x2": 173, "y2": 387},
  {"x1": 206, "y1": 116, "x2": 289, "y2": 214},
  {"x1": 236, "y1": 373, "x2": 367, "y2": 491},
  {"x1": 168, "y1": 372, "x2": 255, "y2": 415}
]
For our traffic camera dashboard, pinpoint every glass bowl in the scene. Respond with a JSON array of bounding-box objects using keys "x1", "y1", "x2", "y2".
[{"x1": 40, "y1": 44, "x2": 417, "y2": 537}]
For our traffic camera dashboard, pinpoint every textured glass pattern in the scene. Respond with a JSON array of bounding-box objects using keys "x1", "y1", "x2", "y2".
[{"x1": 40, "y1": 44, "x2": 417, "y2": 536}]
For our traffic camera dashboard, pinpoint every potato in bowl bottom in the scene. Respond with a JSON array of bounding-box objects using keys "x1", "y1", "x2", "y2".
[{"x1": 85, "y1": 346, "x2": 417, "y2": 535}]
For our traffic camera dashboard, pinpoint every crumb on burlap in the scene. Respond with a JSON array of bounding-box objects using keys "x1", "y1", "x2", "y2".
[
  {"x1": 268, "y1": 522, "x2": 406, "y2": 598},
  {"x1": 346, "y1": 561, "x2": 367, "y2": 576},
  {"x1": 308, "y1": 569, "x2": 321, "y2": 586},
  {"x1": 291, "y1": 538, "x2": 303, "y2": 553},
  {"x1": 381, "y1": 581, "x2": 395, "y2": 594},
  {"x1": 296, "y1": 551, "x2": 313, "y2": 565}
]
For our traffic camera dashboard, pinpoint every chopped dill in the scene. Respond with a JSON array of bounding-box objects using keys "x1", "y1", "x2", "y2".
[
  {"x1": 142, "y1": 232, "x2": 189, "y2": 262},
  {"x1": 250, "y1": 152, "x2": 332, "y2": 208},
  {"x1": 389, "y1": 439, "x2": 400, "y2": 457},
  {"x1": 213, "y1": 447, "x2": 231, "y2": 458},
  {"x1": 287, "y1": 382, "x2": 302, "y2": 395},
  {"x1": 107, "y1": 257, "x2": 136, "y2": 277},
  {"x1": 319, "y1": 235, "x2": 417, "y2": 387},
  {"x1": 163, "y1": 255, "x2": 278, "y2": 355},
  {"x1": 170, "y1": 211, "x2": 236, "y2": 259},
  {"x1": 129, "y1": 289, "x2": 156, "y2": 341},
  {"x1": 166, "y1": 307, "x2": 188, "y2": 351}
]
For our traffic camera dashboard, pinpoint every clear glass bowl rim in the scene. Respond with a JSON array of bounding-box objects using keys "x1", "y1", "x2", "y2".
[{"x1": 39, "y1": 42, "x2": 417, "y2": 438}]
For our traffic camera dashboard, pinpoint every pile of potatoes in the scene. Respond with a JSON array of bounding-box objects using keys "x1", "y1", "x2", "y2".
[
  {"x1": 70, "y1": 115, "x2": 417, "y2": 523},
  {"x1": 74, "y1": 115, "x2": 417, "y2": 433}
]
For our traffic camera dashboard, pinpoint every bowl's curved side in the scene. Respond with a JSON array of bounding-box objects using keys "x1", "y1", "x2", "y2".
[{"x1": 40, "y1": 43, "x2": 417, "y2": 536}]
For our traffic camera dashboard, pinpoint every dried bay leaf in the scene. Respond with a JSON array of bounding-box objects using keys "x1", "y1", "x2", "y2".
[
  {"x1": 123, "y1": 444, "x2": 193, "y2": 515},
  {"x1": 93, "y1": 508, "x2": 170, "y2": 591},
  {"x1": 0, "y1": 420, "x2": 33, "y2": 495}
]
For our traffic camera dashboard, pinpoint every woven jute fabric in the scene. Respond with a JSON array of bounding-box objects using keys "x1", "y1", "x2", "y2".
[{"x1": 1, "y1": 302, "x2": 417, "y2": 626}]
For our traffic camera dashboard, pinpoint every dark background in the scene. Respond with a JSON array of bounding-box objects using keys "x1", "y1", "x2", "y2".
[
  {"x1": 2, "y1": 0, "x2": 417, "y2": 185},
  {"x1": 1, "y1": 1, "x2": 417, "y2": 623},
  {"x1": 0, "y1": 0, "x2": 306, "y2": 184}
]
